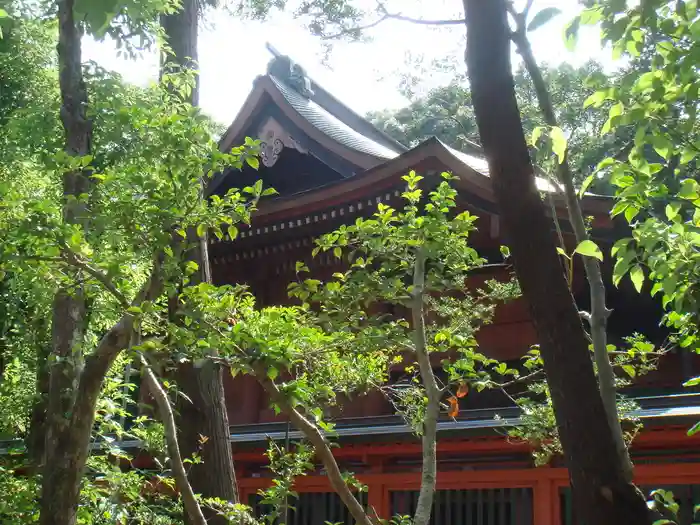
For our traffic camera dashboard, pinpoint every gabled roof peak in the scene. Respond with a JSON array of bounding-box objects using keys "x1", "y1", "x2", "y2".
[
  {"x1": 261, "y1": 43, "x2": 408, "y2": 154},
  {"x1": 266, "y1": 47, "x2": 315, "y2": 99}
]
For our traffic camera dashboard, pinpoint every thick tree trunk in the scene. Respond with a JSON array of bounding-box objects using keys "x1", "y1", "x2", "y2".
[
  {"x1": 40, "y1": 261, "x2": 163, "y2": 525},
  {"x1": 175, "y1": 361, "x2": 239, "y2": 515},
  {"x1": 160, "y1": 0, "x2": 200, "y2": 104},
  {"x1": 512, "y1": 25, "x2": 633, "y2": 481},
  {"x1": 39, "y1": 1, "x2": 91, "y2": 522},
  {"x1": 461, "y1": 2, "x2": 650, "y2": 525},
  {"x1": 161, "y1": 1, "x2": 239, "y2": 519}
]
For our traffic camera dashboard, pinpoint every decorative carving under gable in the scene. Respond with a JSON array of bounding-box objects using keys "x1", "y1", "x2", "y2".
[{"x1": 257, "y1": 117, "x2": 307, "y2": 167}]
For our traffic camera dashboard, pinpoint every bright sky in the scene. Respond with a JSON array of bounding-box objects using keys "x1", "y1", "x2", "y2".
[{"x1": 83, "y1": 0, "x2": 613, "y2": 126}]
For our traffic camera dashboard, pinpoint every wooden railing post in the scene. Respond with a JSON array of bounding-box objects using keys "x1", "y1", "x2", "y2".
[{"x1": 533, "y1": 476, "x2": 558, "y2": 525}]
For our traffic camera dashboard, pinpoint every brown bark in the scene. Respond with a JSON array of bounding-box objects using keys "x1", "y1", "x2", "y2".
[
  {"x1": 142, "y1": 355, "x2": 207, "y2": 525},
  {"x1": 160, "y1": 0, "x2": 200, "y2": 105},
  {"x1": 40, "y1": 262, "x2": 164, "y2": 525},
  {"x1": 161, "y1": 1, "x2": 239, "y2": 518},
  {"x1": 175, "y1": 360, "x2": 239, "y2": 519},
  {"x1": 511, "y1": 20, "x2": 633, "y2": 481},
  {"x1": 460, "y1": 1, "x2": 650, "y2": 525},
  {"x1": 39, "y1": 1, "x2": 91, "y2": 522}
]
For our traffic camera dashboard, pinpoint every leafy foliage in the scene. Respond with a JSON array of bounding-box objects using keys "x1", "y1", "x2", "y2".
[
  {"x1": 582, "y1": 0, "x2": 700, "y2": 352},
  {"x1": 368, "y1": 62, "x2": 628, "y2": 189}
]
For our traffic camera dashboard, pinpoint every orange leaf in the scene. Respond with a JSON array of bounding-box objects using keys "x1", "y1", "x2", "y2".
[
  {"x1": 456, "y1": 382, "x2": 469, "y2": 398},
  {"x1": 447, "y1": 396, "x2": 459, "y2": 418}
]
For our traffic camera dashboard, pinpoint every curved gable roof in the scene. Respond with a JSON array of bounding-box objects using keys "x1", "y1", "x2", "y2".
[{"x1": 268, "y1": 76, "x2": 401, "y2": 160}]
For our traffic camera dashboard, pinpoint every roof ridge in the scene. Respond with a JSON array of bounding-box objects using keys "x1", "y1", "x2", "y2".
[{"x1": 265, "y1": 45, "x2": 408, "y2": 153}]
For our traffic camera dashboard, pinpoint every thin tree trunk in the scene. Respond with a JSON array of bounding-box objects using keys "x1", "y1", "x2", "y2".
[
  {"x1": 141, "y1": 354, "x2": 207, "y2": 525},
  {"x1": 160, "y1": 1, "x2": 239, "y2": 518},
  {"x1": 511, "y1": 24, "x2": 633, "y2": 482},
  {"x1": 411, "y1": 251, "x2": 440, "y2": 525},
  {"x1": 252, "y1": 364, "x2": 375, "y2": 525},
  {"x1": 461, "y1": 2, "x2": 650, "y2": 525}
]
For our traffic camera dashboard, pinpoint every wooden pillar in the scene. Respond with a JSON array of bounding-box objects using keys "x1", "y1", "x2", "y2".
[
  {"x1": 367, "y1": 482, "x2": 390, "y2": 520},
  {"x1": 533, "y1": 476, "x2": 559, "y2": 525}
]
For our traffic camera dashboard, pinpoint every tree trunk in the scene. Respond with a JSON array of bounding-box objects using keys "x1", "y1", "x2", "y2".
[
  {"x1": 160, "y1": 0, "x2": 200, "y2": 105},
  {"x1": 460, "y1": 2, "x2": 650, "y2": 525},
  {"x1": 411, "y1": 251, "x2": 439, "y2": 525},
  {"x1": 39, "y1": 1, "x2": 91, "y2": 522},
  {"x1": 175, "y1": 361, "x2": 239, "y2": 514},
  {"x1": 512, "y1": 24, "x2": 633, "y2": 482},
  {"x1": 142, "y1": 355, "x2": 207, "y2": 525},
  {"x1": 40, "y1": 315, "x2": 135, "y2": 525},
  {"x1": 161, "y1": 1, "x2": 239, "y2": 519}
]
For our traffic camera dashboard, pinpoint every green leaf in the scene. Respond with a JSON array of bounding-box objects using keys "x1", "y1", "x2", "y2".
[
  {"x1": 564, "y1": 16, "x2": 580, "y2": 51},
  {"x1": 434, "y1": 332, "x2": 448, "y2": 344},
  {"x1": 574, "y1": 240, "x2": 603, "y2": 261},
  {"x1": 680, "y1": 147, "x2": 698, "y2": 165},
  {"x1": 624, "y1": 205, "x2": 639, "y2": 223},
  {"x1": 499, "y1": 245, "x2": 510, "y2": 259},
  {"x1": 665, "y1": 202, "x2": 681, "y2": 221},
  {"x1": 579, "y1": 6, "x2": 603, "y2": 25},
  {"x1": 683, "y1": 376, "x2": 700, "y2": 387},
  {"x1": 530, "y1": 126, "x2": 544, "y2": 146},
  {"x1": 245, "y1": 156, "x2": 260, "y2": 169},
  {"x1": 556, "y1": 246, "x2": 569, "y2": 258},
  {"x1": 622, "y1": 364, "x2": 636, "y2": 378},
  {"x1": 196, "y1": 223, "x2": 206, "y2": 238},
  {"x1": 550, "y1": 126, "x2": 567, "y2": 164},
  {"x1": 267, "y1": 366, "x2": 279, "y2": 381},
  {"x1": 630, "y1": 265, "x2": 644, "y2": 293},
  {"x1": 578, "y1": 174, "x2": 595, "y2": 198},
  {"x1": 583, "y1": 90, "x2": 606, "y2": 108},
  {"x1": 680, "y1": 179, "x2": 699, "y2": 200},
  {"x1": 333, "y1": 247, "x2": 342, "y2": 258},
  {"x1": 227, "y1": 225, "x2": 238, "y2": 240},
  {"x1": 527, "y1": 7, "x2": 562, "y2": 32},
  {"x1": 650, "y1": 133, "x2": 674, "y2": 161}
]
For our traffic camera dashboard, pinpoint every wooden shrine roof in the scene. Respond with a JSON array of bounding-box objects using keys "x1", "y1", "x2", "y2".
[{"x1": 209, "y1": 50, "x2": 614, "y2": 242}]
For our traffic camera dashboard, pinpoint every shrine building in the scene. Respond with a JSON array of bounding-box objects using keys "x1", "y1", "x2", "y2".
[{"x1": 205, "y1": 49, "x2": 700, "y2": 525}]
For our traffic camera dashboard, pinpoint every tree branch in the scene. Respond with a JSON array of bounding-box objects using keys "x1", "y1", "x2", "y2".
[
  {"x1": 323, "y1": 1, "x2": 465, "y2": 40},
  {"x1": 141, "y1": 353, "x2": 207, "y2": 525},
  {"x1": 63, "y1": 250, "x2": 130, "y2": 308},
  {"x1": 251, "y1": 363, "x2": 376, "y2": 525}
]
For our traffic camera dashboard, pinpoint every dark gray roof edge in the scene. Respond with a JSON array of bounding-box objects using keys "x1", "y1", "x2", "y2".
[
  {"x1": 0, "y1": 401, "x2": 697, "y2": 455},
  {"x1": 308, "y1": 81, "x2": 409, "y2": 152},
  {"x1": 265, "y1": 45, "x2": 408, "y2": 154}
]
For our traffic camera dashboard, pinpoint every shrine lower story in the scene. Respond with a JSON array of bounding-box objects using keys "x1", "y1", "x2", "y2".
[{"x1": 230, "y1": 425, "x2": 700, "y2": 525}]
